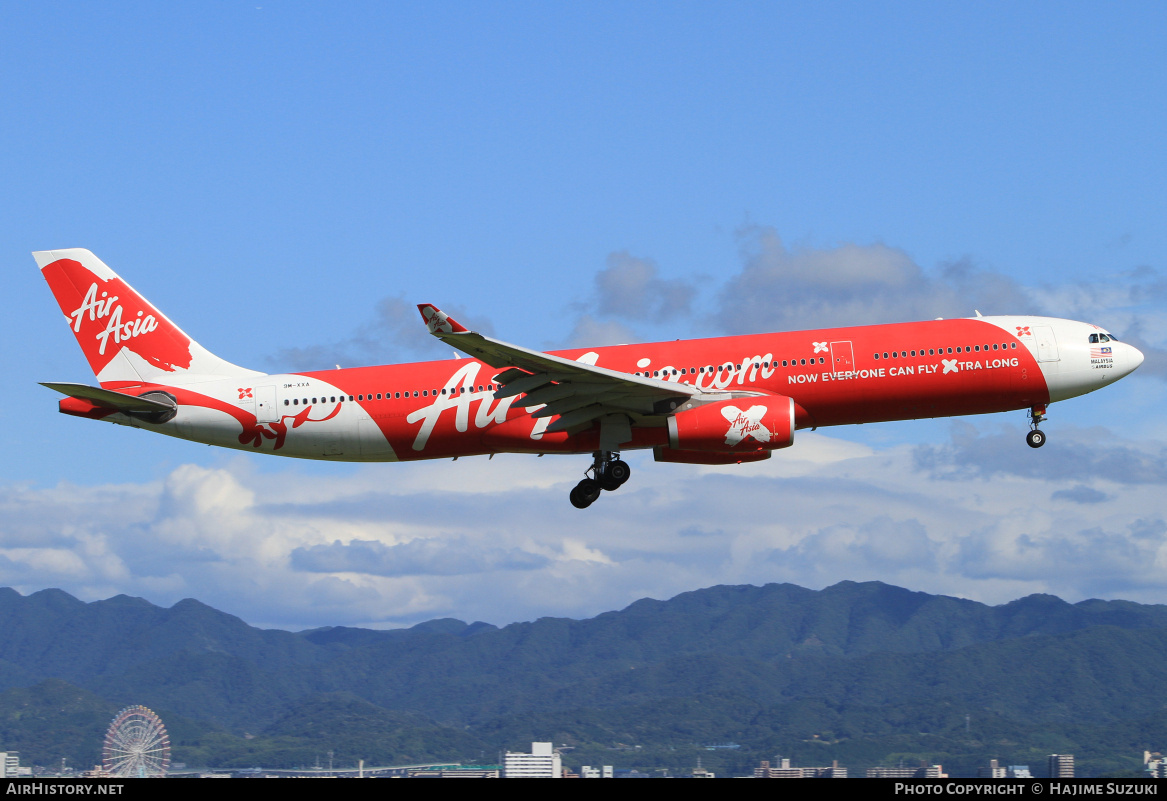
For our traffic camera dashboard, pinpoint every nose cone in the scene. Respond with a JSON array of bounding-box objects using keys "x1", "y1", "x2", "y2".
[{"x1": 1129, "y1": 343, "x2": 1145, "y2": 372}]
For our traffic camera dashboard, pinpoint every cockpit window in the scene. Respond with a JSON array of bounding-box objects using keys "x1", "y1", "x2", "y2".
[
  {"x1": 1091, "y1": 333, "x2": 1115, "y2": 343},
  {"x1": 1090, "y1": 334, "x2": 1099, "y2": 343}
]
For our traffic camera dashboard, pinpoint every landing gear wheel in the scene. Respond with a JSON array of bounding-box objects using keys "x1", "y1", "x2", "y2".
[
  {"x1": 1026, "y1": 429, "x2": 1046, "y2": 449},
  {"x1": 606, "y1": 459, "x2": 631, "y2": 486},
  {"x1": 570, "y1": 478, "x2": 602, "y2": 509}
]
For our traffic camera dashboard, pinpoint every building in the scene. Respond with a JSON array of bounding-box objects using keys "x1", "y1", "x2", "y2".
[
  {"x1": 867, "y1": 764, "x2": 947, "y2": 779},
  {"x1": 1008, "y1": 766, "x2": 1032, "y2": 779},
  {"x1": 580, "y1": 766, "x2": 613, "y2": 778},
  {"x1": 1048, "y1": 754, "x2": 1074, "y2": 778},
  {"x1": 504, "y1": 742, "x2": 561, "y2": 778},
  {"x1": 755, "y1": 758, "x2": 847, "y2": 778},
  {"x1": 978, "y1": 759, "x2": 1007, "y2": 779},
  {"x1": 1143, "y1": 752, "x2": 1166, "y2": 779},
  {"x1": 0, "y1": 753, "x2": 30, "y2": 778}
]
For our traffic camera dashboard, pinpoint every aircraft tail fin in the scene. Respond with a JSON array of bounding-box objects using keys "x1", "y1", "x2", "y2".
[{"x1": 34, "y1": 249, "x2": 262, "y2": 386}]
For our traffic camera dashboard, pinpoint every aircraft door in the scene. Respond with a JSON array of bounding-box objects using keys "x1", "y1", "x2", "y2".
[
  {"x1": 830, "y1": 341, "x2": 855, "y2": 373},
  {"x1": 255, "y1": 386, "x2": 279, "y2": 423},
  {"x1": 1033, "y1": 326, "x2": 1060, "y2": 362}
]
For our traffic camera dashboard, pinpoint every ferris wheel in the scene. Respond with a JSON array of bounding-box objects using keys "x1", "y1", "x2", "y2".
[{"x1": 102, "y1": 705, "x2": 171, "y2": 778}]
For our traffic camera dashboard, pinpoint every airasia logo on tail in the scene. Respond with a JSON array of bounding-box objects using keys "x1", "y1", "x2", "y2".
[
  {"x1": 42, "y1": 258, "x2": 195, "y2": 375},
  {"x1": 70, "y1": 282, "x2": 160, "y2": 356}
]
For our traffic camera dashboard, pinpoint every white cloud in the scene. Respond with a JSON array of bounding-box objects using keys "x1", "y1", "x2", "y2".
[
  {"x1": 291, "y1": 537, "x2": 549, "y2": 576},
  {"x1": 713, "y1": 227, "x2": 1036, "y2": 334},
  {"x1": 268, "y1": 295, "x2": 495, "y2": 372},
  {"x1": 593, "y1": 251, "x2": 696, "y2": 322},
  {"x1": 5, "y1": 421, "x2": 1167, "y2": 629}
]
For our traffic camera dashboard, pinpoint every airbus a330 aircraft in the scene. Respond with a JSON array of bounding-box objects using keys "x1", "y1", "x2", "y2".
[{"x1": 37, "y1": 249, "x2": 1144, "y2": 508}]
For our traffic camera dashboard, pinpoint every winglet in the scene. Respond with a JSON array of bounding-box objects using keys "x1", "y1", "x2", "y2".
[{"x1": 417, "y1": 304, "x2": 469, "y2": 335}]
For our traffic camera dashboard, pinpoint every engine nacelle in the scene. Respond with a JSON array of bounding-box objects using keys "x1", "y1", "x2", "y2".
[{"x1": 667, "y1": 395, "x2": 795, "y2": 452}]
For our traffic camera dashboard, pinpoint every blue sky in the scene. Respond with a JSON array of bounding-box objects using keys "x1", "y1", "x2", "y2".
[{"x1": 2, "y1": 2, "x2": 1166, "y2": 628}]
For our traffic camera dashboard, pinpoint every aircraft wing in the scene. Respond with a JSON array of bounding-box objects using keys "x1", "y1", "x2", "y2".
[{"x1": 417, "y1": 304, "x2": 699, "y2": 433}]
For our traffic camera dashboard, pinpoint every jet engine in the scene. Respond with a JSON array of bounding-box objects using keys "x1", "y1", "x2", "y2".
[{"x1": 666, "y1": 395, "x2": 795, "y2": 453}]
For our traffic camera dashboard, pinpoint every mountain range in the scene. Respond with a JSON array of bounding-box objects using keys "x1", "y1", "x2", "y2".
[{"x1": 0, "y1": 581, "x2": 1164, "y2": 776}]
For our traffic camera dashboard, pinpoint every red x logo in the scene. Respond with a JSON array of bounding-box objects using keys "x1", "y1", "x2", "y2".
[
  {"x1": 1015, "y1": 326, "x2": 1031, "y2": 337},
  {"x1": 238, "y1": 387, "x2": 253, "y2": 400}
]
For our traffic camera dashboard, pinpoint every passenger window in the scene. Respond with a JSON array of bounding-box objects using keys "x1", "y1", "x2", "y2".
[
  {"x1": 992, "y1": 344, "x2": 998, "y2": 350},
  {"x1": 284, "y1": 399, "x2": 289, "y2": 406},
  {"x1": 654, "y1": 371, "x2": 659, "y2": 377},
  {"x1": 422, "y1": 390, "x2": 428, "y2": 396},
  {"x1": 293, "y1": 399, "x2": 298, "y2": 405},
  {"x1": 883, "y1": 353, "x2": 888, "y2": 359},
  {"x1": 974, "y1": 346, "x2": 980, "y2": 352},
  {"x1": 874, "y1": 354, "x2": 879, "y2": 359},
  {"x1": 782, "y1": 360, "x2": 788, "y2": 366},
  {"x1": 377, "y1": 393, "x2": 382, "y2": 399},
  {"x1": 928, "y1": 349, "x2": 934, "y2": 355},
  {"x1": 910, "y1": 350, "x2": 916, "y2": 357}
]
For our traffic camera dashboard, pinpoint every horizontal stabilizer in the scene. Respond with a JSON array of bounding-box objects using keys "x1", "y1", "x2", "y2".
[{"x1": 40, "y1": 382, "x2": 175, "y2": 413}]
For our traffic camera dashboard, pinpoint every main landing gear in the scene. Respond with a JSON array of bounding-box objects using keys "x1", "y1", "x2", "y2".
[
  {"x1": 1026, "y1": 404, "x2": 1048, "y2": 449},
  {"x1": 570, "y1": 451, "x2": 631, "y2": 509}
]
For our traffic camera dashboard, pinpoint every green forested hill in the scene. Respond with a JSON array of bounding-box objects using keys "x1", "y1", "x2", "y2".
[{"x1": 1, "y1": 581, "x2": 1165, "y2": 776}]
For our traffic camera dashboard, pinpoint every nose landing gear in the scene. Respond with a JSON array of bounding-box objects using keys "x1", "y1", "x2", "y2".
[
  {"x1": 1026, "y1": 404, "x2": 1047, "y2": 448},
  {"x1": 569, "y1": 451, "x2": 631, "y2": 508}
]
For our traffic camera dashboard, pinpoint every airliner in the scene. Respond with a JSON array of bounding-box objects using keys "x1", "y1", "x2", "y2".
[{"x1": 36, "y1": 249, "x2": 1143, "y2": 508}]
